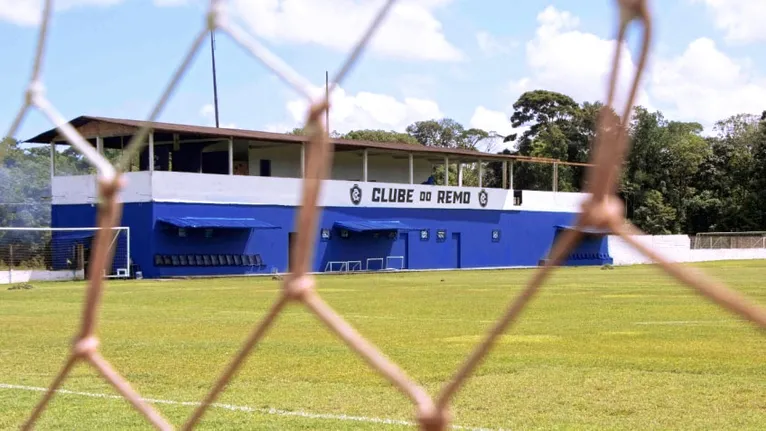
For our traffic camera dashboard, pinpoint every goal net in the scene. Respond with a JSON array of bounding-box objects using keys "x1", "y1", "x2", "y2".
[{"x1": 0, "y1": 227, "x2": 130, "y2": 283}]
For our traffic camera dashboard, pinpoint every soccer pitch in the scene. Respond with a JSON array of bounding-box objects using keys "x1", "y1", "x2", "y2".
[{"x1": 1, "y1": 261, "x2": 764, "y2": 430}]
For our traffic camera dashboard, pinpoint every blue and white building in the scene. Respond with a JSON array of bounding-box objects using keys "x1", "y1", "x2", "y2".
[{"x1": 27, "y1": 116, "x2": 613, "y2": 279}]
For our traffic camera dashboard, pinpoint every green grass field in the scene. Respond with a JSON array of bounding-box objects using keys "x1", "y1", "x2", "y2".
[{"x1": 1, "y1": 261, "x2": 765, "y2": 430}]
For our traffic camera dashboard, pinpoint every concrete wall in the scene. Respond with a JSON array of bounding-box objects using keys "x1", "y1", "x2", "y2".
[
  {"x1": 608, "y1": 234, "x2": 766, "y2": 265},
  {"x1": 0, "y1": 269, "x2": 84, "y2": 284}
]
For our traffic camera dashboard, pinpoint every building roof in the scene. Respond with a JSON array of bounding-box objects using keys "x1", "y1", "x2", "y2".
[{"x1": 24, "y1": 115, "x2": 584, "y2": 165}]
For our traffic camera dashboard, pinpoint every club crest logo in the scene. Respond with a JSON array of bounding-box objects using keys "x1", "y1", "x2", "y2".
[
  {"x1": 350, "y1": 184, "x2": 362, "y2": 205},
  {"x1": 478, "y1": 189, "x2": 489, "y2": 208}
]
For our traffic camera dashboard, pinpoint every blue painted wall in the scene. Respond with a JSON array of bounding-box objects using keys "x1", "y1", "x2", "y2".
[
  {"x1": 52, "y1": 201, "x2": 584, "y2": 278},
  {"x1": 50, "y1": 202, "x2": 153, "y2": 275},
  {"x1": 554, "y1": 228, "x2": 613, "y2": 266}
]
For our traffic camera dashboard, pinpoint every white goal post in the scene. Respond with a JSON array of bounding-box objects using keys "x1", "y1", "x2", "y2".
[
  {"x1": 385, "y1": 255, "x2": 405, "y2": 270},
  {"x1": 0, "y1": 227, "x2": 131, "y2": 283}
]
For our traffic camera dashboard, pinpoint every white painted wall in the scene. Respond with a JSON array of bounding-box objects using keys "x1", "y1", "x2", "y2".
[
  {"x1": 52, "y1": 171, "x2": 587, "y2": 212},
  {"x1": 0, "y1": 269, "x2": 84, "y2": 284},
  {"x1": 52, "y1": 171, "x2": 152, "y2": 205},
  {"x1": 147, "y1": 171, "x2": 584, "y2": 212},
  {"x1": 608, "y1": 234, "x2": 766, "y2": 265},
  {"x1": 248, "y1": 145, "x2": 302, "y2": 178},
  {"x1": 518, "y1": 190, "x2": 589, "y2": 213},
  {"x1": 330, "y1": 151, "x2": 432, "y2": 184},
  {"x1": 246, "y1": 146, "x2": 433, "y2": 184}
]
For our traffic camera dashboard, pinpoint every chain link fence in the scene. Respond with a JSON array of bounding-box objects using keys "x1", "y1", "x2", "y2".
[
  {"x1": 692, "y1": 232, "x2": 766, "y2": 249},
  {"x1": 4, "y1": 1, "x2": 766, "y2": 430}
]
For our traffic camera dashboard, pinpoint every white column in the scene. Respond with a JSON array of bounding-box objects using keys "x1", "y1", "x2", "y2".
[
  {"x1": 362, "y1": 149, "x2": 368, "y2": 182},
  {"x1": 408, "y1": 153, "x2": 414, "y2": 184},
  {"x1": 49, "y1": 141, "x2": 55, "y2": 183},
  {"x1": 148, "y1": 132, "x2": 154, "y2": 172},
  {"x1": 228, "y1": 138, "x2": 234, "y2": 175},
  {"x1": 510, "y1": 161, "x2": 515, "y2": 190},
  {"x1": 444, "y1": 156, "x2": 449, "y2": 186},
  {"x1": 300, "y1": 143, "x2": 306, "y2": 178},
  {"x1": 458, "y1": 162, "x2": 463, "y2": 187},
  {"x1": 478, "y1": 159, "x2": 483, "y2": 188},
  {"x1": 502, "y1": 161, "x2": 508, "y2": 189},
  {"x1": 96, "y1": 136, "x2": 103, "y2": 154},
  {"x1": 552, "y1": 162, "x2": 558, "y2": 192}
]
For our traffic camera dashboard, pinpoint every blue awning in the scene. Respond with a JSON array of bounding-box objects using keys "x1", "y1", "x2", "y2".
[
  {"x1": 555, "y1": 225, "x2": 611, "y2": 235},
  {"x1": 53, "y1": 231, "x2": 94, "y2": 240},
  {"x1": 333, "y1": 220, "x2": 415, "y2": 232},
  {"x1": 158, "y1": 217, "x2": 280, "y2": 229}
]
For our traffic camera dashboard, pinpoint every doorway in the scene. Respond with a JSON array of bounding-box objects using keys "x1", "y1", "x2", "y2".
[
  {"x1": 452, "y1": 232, "x2": 462, "y2": 269},
  {"x1": 400, "y1": 232, "x2": 409, "y2": 270},
  {"x1": 288, "y1": 232, "x2": 297, "y2": 272}
]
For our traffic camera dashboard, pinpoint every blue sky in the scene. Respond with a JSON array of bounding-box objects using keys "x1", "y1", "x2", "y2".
[{"x1": 3, "y1": 0, "x2": 766, "y2": 151}]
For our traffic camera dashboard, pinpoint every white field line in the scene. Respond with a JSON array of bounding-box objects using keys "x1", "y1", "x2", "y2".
[
  {"x1": 0, "y1": 383, "x2": 499, "y2": 431},
  {"x1": 633, "y1": 320, "x2": 739, "y2": 325}
]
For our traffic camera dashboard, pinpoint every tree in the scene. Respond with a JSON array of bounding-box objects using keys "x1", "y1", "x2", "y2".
[
  {"x1": 341, "y1": 129, "x2": 419, "y2": 145},
  {"x1": 633, "y1": 190, "x2": 677, "y2": 234},
  {"x1": 405, "y1": 118, "x2": 491, "y2": 150},
  {"x1": 287, "y1": 127, "x2": 341, "y2": 138},
  {"x1": 502, "y1": 90, "x2": 608, "y2": 191}
]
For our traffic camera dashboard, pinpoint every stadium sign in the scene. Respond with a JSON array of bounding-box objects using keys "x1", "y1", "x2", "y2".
[{"x1": 348, "y1": 184, "x2": 490, "y2": 209}]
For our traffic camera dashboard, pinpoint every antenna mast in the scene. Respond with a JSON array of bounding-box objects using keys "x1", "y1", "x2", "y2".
[{"x1": 210, "y1": 30, "x2": 220, "y2": 128}]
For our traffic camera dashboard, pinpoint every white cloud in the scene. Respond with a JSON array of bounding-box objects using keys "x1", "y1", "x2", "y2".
[
  {"x1": 468, "y1": 106, "x2": 512, "y2": 136},
  {"x1": 200, "y1": 103, "x2": 215, "y2": 118},
  {"x1": 199, "y1": 103, "x2": 237, "y2": 128},
  {"x1": 153, "y1": 0, "x2": 190, "y2": 6},
  {"x1": 230, "y1": 0, "x2": 463, "y2": 62},
  {"x1": 692, "y1": 0, "x2": 766, "y2": 43},
  {"x1": 650, "y1": 37, "x2": 766, "y2": 126},
  {"x1": 0, "y1": 0, "x2": 124, "y2": 26},
  {"x1": 510, "y1": 6, "x2": 652, "y2": 115},
  {"x1": 475, "y1": 31, "x2": 516, "y2": 57},
  {"x1": 495, "y1": 5, "x2": 766, "y2": 132},
  {"x1": 272, "y1": 84, "x2": 443, "y2": 134}
]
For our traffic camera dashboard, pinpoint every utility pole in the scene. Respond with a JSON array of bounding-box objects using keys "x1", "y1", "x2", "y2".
[{"x1": 210, "y1": 30, "x2": 220, "y2": 128}]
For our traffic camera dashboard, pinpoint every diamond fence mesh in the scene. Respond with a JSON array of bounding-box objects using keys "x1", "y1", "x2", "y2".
[
  {"x1": 5, "y1": 0, "x2": 766, "y2": 430},
  {"x1": 691, "y1": 232, "x2": 766, "y2": 249}
]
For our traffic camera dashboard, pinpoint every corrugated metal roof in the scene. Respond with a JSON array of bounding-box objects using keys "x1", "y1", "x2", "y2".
[
  {"x1": 23, "y1": 115, "x2": 565, "y2": 164},
  {"x1": 333, "y1": 220, "x2": 416, "y2": 232},
  {"x1": 157, "y1": 216, "x2": 280, "y2": 229}
]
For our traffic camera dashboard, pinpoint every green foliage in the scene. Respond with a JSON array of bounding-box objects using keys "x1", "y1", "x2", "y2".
[
  {"x1": 502, "y1": 88, "x2": 766, "y2": 235},
  {"x1": 405, "y1": 118, "x2": 493, "y2": 150},
  {"x1": 340, "y1": 129, "x2": 419, "y2": 145}
]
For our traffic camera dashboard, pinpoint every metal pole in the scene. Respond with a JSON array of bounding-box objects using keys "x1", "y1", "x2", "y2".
[
  {"x1": 210, "y1": 30, "x2": 220, "y2": 128},
  {"x1": 325, "y1": 71, "x2": 330, "y2": 133},
  {"x1": 8, "y1": 244, "x2": 13, "y2": 284}
]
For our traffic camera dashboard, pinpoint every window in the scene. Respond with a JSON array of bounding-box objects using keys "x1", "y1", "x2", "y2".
[
  {"x1": 492, "y1": 229, "x2": 501, "y2": 242},
  {"x1": 204, "y1": 229, "x2": 214, "y2": 239},
  {"x1": 436, "y1": 229, "x2": 446, "y2": 242},
  {"x1": 320, "y1": 228, "x2": 331, "y2": 240},
  {"x1": 260, "y1": 159, "x2": 272, "y2": 177},
  {"x1": 178, "y1": 228, "x2": 187, "y2": 237},
  {"x1": 340, "y1": 229, "x2": 350, "y2": 238},
  {"x1": 420, "y1": 229, "x2": 429, "y2": 241}
]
